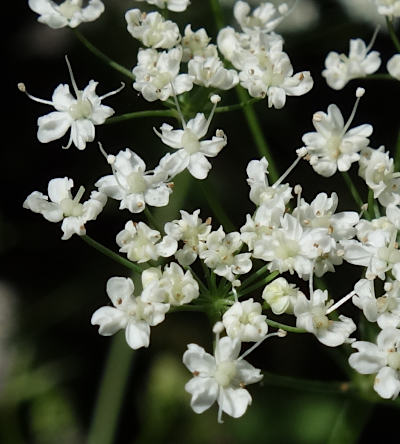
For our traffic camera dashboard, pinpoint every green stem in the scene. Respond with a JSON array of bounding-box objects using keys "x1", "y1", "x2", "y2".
[
  {"x1": 199, "y1": 181, "x2": 236, "y2": 232},
  {"x1": 186, "y1": 266, "x2": 209, "y2": 294},
  {"x1": 235, "y1": 85, "x2": 280, "y2": 182},
  {"x1": 73, "y1": 30, "x2": 135, "y2": 81},
  {"x1": 262, "y1": 371, "x2": 353, "y2": 395},
  {"x1": 81, "y1": 235, "x2": 142, "y2": 273},
  {"x1": 144, "y1": 207, "x2": 163, "y2": 233},
  {"x1": 386, "y1": 17, "x2": 400, "y2": 52},
  {"x1": 341, "y1": 171, "x2": 367, "y2": 215},
  {"x1": 368, "y1": 189, "x2": 375, "y2": 220},
  {"x1": 327, "y1": 398, "x2": 373, "y2": 444},
  {"x1": 87, "y1": 333, "x2": 134, "y2": 444},
  {"x1": 237, "y1": 270, "x2": 279, "y2": 298},
  {"x1": 209, "y1": 0, "x2": 225, "y2": 31},
  {"x1": 105, "y1": 109, "x2": 178, "y2": 125},
  {"x1": 215, "y1": 98, "x2": 261, "y2": 114},
  {"x1": 168, "y1": 304, "x2": 205, "y2": 313},
  {"x1": 241, "y1": 264, "x2": 271, "y2": 289},
  {"x1": 365, "y1": 73, "x2": 395, "y2": 81},
  {"x1": 266, "y1": 319, "x2": 307, "y2": 333}
]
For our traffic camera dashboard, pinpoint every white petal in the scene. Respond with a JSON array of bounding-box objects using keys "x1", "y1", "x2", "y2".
[
  {"x1": 91, "y1": 306, "x2": 128, "y2": 335},
  {"x1": 218, "y1": 387, "x2": 252, "y2": 418},
  {"x1": 188, "y1": 153, "x2": 212, "y2": 179},
  {"x1": 37, "y1": 111, "x2": 72, "y2": 144},
  {"x1": 183, "y1": 343, "x2": 216, "y2": 375},
  {"x1": 185, "y1": 376, "x2": 219, "y2": 414},
  {"x1": 106, "y1": 276, "x2": 135, "y2": 308},
  {"x1": 374, "y1": 366, "x2": 400, "y2": 399},
  {"x1": 125, "y1": 319, "x2": 151, "y2": 349},
  {"x1": 70, "y1": 119, "x2": 95, "y2": 150},
  {"x1": 48, "y1": 177, "x2": 73, "y2": 203}
]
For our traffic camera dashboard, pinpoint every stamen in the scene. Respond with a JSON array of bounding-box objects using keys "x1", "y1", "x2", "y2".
[
  {"x1": 65, "y1": 55, "x2": 80, "y2": 98},
  {"x1": 232, "y1": 286, "x2": 238, "y2": 303},
  {"x1": 62, "y1": 131, "x2": 73, "y2": 150},
  {"x1": 309, "y1": 262, "x2": 314, "y2": 300},
  {"x1": 98, "y1": 142, "x2": 115, "y2": 165},
  {"x1": 100, "y1": 82, "x2": 125, "y2": 100},
  {"x1": 341, "y1": 87, "x2": 366, "y2": 136},
  {"x1": 326, "y1": 290, "x2": 356, "y2": 315},
  {"x1": 238, "y1": 331, "x2": 283, "y2": 361},
  {"x1": 359, "y1": 203, "x2": 368, "y2": 219},
  {"x1": 294, "y1": 185, "x2": 302, "y2": 220},
  {"x1": 366, "y1": 25, "x2": 380, "y2": 53},
  {"x1": 170, "y1": 81, "x2": 186, "y2": 129},
  {"x1": 73, "y1": 185, "x2": 85, "y2": 204},
  {"x1": 18, "y1": 82, "x2": 54, "y2": 106},
  {"x1": 205, "y1": 95, "x2": 221, "y2": 132},
  {"x1": 213, "y1": 321, "x2": 224, "y2": 361},
  {"x1": 272, "y1": 148, "x2": 306, "y2": 188},
  {"x1": 217, "y1": 393, "x2": 224, "y2": 424}
]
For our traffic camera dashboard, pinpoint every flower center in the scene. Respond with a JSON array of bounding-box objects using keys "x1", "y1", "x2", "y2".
[
  {"x1": 69, "y1": 98, "x2": 92, "y2": 120},
  {"x1": 182, "y1": 128, "x2": 201, "y2": 154},
  {"x1": 60, "y1": 198, "x2": 83, "y2": 217},
  {"x1": 58, "y1": 0, "x2": 82, "y2": 19},
  {"x1": 378, "y1": 246, "x2": 400, "y2": 265},
  {"x1": 326, "y1": 135, "x2": 342, "y2": 159},
  {"x1": 153, "y1": 72, "x2": 172, "y2": 89},
  {"x1": 312, "y1": 308, "x2": 330, "y2": 330},
  {"x1": 214, "y1": 361, "x2": 237, "y2": 387},
  {"x1": 387, "y1": 351, "x2": 400, "y2": 371},
  {"x1": 126, "y1": 171, "x2": 147, "y2": 194},
  {"x1": 275, "y1": 237, "x2": 299, "y2": 260}
]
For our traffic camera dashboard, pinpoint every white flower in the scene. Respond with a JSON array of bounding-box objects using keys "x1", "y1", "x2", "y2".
[
  {"x1": 181, "y1": 25, "x2": 218, "y2": 62},
  {"x1": 28, "y1": 0, "x2": 104, "y2": 29},
  {"x1": 132, "y1": 47, "x2": 193, "y2": 102},
  {"x1": 125, "y1": 9, "x2": 181, "y2": 49},
  {"x1": 293, "y1": 192, "x2": 359, "y2": 241},
  {"x1": 95, "y1": 149, "x2": 176, "y2": 213},
  {"x1": 349, "y1": 327, "x2": 400, "y2": 399},
  {"x1": 91, "y1": 276, "x2": 169, "y2": 349},
  {"x1": 116, "y1": 220, "x2": 177, "y2": 263},
  {"x1": 372, "y1": 0, "x2": 400, "y2": 17},
  {"x1": 188, "y1": 55, "x2": 239, "y2": 90},
  {"x1": 143, "y1": 262, "x2": 200, "y2": 306},
  {"x1": 387, "y1": 54, "x2": 400, "y2": 80},
  {"x1": 353, "y1": 279, "x2": 400, "y2": 328},
  {"x1": 294, "y1": 290, "x2": 356, "y2": 347},
  {"x1": 164, "y1": 209, "x2": 212, "y2": 266},
  {"x1": 246, "y1": 157, "x2": 292, "y2": 210},
  {"x1": 19, "y1": 58, "x2": 122, "y2": 150},
  {"x1": 302, "y1": 97, "x2": 373, "y2": 177},
  {"x1": 222, "y1": 299, "x2": 268, "y2": 342},
  {"x1": 183, "y1": 336, "x2": 263, "y2": 421},
  {"x1": 358, "y1": 146, "x2": 400, "y2": 207},
  {"x1": 200, "y1": 227, "x2": 252, "y2": 284},
  {"x1": 155, "y1": 112, "x2": 227, "y2": 180},
  {"x1": 322, "y1": 36, "x2": 381, "y2": 90},
  {"x1": 237, "y1": 36, "x2": 313, "y2": 109},
  {"x1": 23, "y1": 177, "x2": 106, "y2": 240},
  {"x1": 135, "y1": 0, "x2": 190, "y2": 13},
  {"x1": 253, "y1": 214, "x2": 334, "y2": 279},
  {"x1": 262, "y1": 277, "x2": 303, "y2": 315},
  {"x1": 234, "y1": 1, "x2": 287, "y2": 34}
]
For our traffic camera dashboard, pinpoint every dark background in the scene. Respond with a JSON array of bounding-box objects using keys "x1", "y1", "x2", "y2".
[{"x1": 3, "y1": 1, "x2": 400, "y2": 443}]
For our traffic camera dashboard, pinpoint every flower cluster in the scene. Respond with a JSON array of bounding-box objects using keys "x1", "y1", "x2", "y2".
[{"x1": 23, "y1": 0, "x2": 400, "y2": 425}]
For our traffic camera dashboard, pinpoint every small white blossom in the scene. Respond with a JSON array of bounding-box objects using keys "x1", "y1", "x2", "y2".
[
  {"x1": 135, "y1": 0, "x2": 190, "y2": 13},
  {"x1": 253, "y1": 214, "x2": 334, "y2": 279},
  {"x1": 349, "y1": 327, "x2": 400, "y2": 399},
  {"x1": 181, "y1": 25, "x2": 218, "y2": 62},
  {"x1": 28, "y1": 0, "x2": 104, "y2": 29},
  {"x1": 164, "y1": 209, "x2": 212, "y2": 266},
  {"x1": 116, "y1": 220, "x2": 177, "y2": 263},
  {"x1": 294, "y1": 290, "x2": 356, "y2": 347},
  {"x1": 156, "y1": 112, "x2": 227, "y2": 180},
  {"x1": 19, "y1": 58, "x2": 122, "y2": 150},
  {"x1": 183, "y1": 336, "x2": 263, "y2": 420},
  {"x1": 223, "y1": 299, "x2": 268, "y2": 342},
  {"x1": 301, "y1": 99, "x2": 373, "y2": 177},
  {"x1": 322, "y1": 36, "x2": 381, "y2": 90},
  {"x1": 23, "y1": 177, "x2": 106, "y2": 240},
  {"x1": 358, "y1": 146, "x2": 400, "y2": 207},
  {"x1": 234, "y1": 1, "x2": 287, "y2": 34},
  {"x1": 96, "y1": 149, "x2": 176, "y2": 213},
  {"x1": 262, "y1": 277, "x2": 303, "y2": 315},
  {"x1": 91, "y1": 276, "x2": 169, "y2": 349},
  {"x1": 387, "y1": 54, "x2": 400, "y2": 80},
  {"x1": 200, "y1": 227, "x2": 252, "y2": 285},
  {"x1": 372, "y1": 0, "x2": 400, "y2": 18},
  {"x1": 143, "y1": 263, "x2": 200, "y2": 306},
  {"x1": 188, "y1": 56, "x2": 239, "y2": 90},
  {"x1": 125, "y1": 9, "x2": 181, "y2": 49},
  {"x1": 246, "y1": 157, "x2": 292, "y2": 210},
  {"x1": 132, "y1": 47, "x2": 193, "y2": 102}
]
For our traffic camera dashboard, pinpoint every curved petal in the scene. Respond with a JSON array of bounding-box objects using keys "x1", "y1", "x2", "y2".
[
  {"x1": 374, "y1": 366, "x2": 400, "y2": 399},
  {"x1": 125, "y1": 319, "x2": 151, "y2": 349},
  {"x1": 183, "y1": 344, "x2": 216, "y2": 375},
  {"x1": 185, "y1": 376, "x2": 219, "y2": 414},
  {"x1": 91, "y1": 306, "x2": 128, "y2": 335},
  {"x1": 188, "y1": 153, "x2": 212, "y2": 179},
  {"x1": 218, "y1": 386, "x2": 252, "y2": 418},
  {"x1": 70, "y1": 119, "x2": 95, "y2": 150},
  {"x1": 48, "y1": 177, "x2": 73, "y2": 203},
  {"x1": 106, "y1": 276, "x2": 135, "y2": 308},
  {"x1": 37, "y1": 111, "x2": 72, "y2": 144}
]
